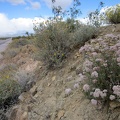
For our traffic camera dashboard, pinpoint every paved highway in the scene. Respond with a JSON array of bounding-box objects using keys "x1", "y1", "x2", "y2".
[{"x1": 0, "y1": 38, "x2": 12, "y2": 59}]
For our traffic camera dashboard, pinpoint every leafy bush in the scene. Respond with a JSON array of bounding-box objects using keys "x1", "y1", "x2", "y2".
[
  {"x1": 105, "y1": 4, "x2": 120, "y2": 24},
  {"x1": 79, "y1": 34, "x2": 120, "y2": 111},
  {"x1": 0, "y1": 79, "x2": 21, "y2": 105},
  {"x1": 72, "y1": 25, "x2": 98, "y2": 47}
]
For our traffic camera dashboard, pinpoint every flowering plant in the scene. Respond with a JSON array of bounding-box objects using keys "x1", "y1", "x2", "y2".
[{"x1": 79, "y1": 34, "x2": 120, "y2": 110}]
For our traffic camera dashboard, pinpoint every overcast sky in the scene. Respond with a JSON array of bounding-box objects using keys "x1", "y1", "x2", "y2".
[{"x1": 0, "y1": 0, "x2": 120, "y2": 37}]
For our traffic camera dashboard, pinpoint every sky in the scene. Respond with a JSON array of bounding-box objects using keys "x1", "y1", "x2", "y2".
[{"x1": 0, "y1": 0, "x2": 120, "y2": 37}]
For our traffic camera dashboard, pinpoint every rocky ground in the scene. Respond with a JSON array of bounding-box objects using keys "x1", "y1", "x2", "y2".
[{"x1": 1, "y1": 24, "x2": 120, "y2": 120}]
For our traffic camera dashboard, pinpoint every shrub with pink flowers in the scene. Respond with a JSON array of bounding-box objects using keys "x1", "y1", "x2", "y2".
[{"x1": 79, "y1": 34, "x2": 120, "y2": 110}]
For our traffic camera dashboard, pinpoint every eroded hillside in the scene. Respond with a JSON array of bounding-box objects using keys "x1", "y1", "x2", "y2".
[{"x1": 0, "y1": 24, "x2": 120, "y2": 120}]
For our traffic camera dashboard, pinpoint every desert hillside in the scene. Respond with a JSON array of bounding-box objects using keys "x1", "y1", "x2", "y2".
[{"x1": 0, "y1": 24, "x2": 119, "y2": 120}]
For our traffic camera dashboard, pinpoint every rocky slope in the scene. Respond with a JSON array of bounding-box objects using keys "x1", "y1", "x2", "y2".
[{"x1": 3, "y1": 24, "x2": 120, "y2": 120}]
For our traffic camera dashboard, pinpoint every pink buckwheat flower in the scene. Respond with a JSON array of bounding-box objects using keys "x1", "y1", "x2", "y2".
[
  {"x1": 92, "y1": 52, "x2": 98, "y2": 57},
  {"x1": 91, "y1": 71, "x2": 98, "y2": 78},
  {"x1": 92, "y1": 79, "x2": 97, "y2": 83},
  {"x1": 84, "y1": 67, "x2": 91, "y2": 72},
  {"x1": 93, "y1": 67, "x2": 100, "y2": 71},
  {"x1": 100, "y1": 92, "x2": 107, "y2": 98},
  {"x1": 113, "y1": 85, "x2": 120, "y2": 97},
  {"x1": 74, "y1": 83, "x2": 79, "y2": 89},
  {"x1": 65, "y1": 88, "x2": 72, "y2": 95},
  {"x1": 117, "y1": 57, "x2": 120, "y2": 63},
  {"x1": 79, "y1": 47, "x2": 85, "y2": 53},
  {"x1": 91, "y1": 99, "x2": 97, "y2": 105},
  {"x1": 83, "y1": 84, "x2": 90, "y2": 92},
  {"x1": 116, "y1": 49, "x2": 120, "y2": 56},
  {"x1": 103, "y1": 89, "x2": 107, "y2": 93},
  {"x1": 95, "y1": 58, "x2": 103, "y2": 62},
  {"x1": 79, "y1": 73, "x2": 85, "y2": 81},
  {"x1": 109, "y1": 95, "x2": 116, "y2": 100},
  {"x1": 93, "y1": 89, "x2": 101, "y2": 98},
  {"x1": 110, "y1": 45, "x2": 117, "y2": 51}
]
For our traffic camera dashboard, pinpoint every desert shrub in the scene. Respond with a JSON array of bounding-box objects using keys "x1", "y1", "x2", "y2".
[
  {"x1": 0, "y1": 64, "x2": 20, "y2": 107},
  {"x1": 35, "y1": 20, "x2": 71, "y2": 68},
  {"x1": 3, "y1": 48, "x2": 20, "y2": 59},
  {"x1": 9, "y1": 38, "x2": 29, "y2": 48},
  {"x1": 0, "y1": 79, "x2": 22, "y2": 106},
  {"x1": 14, "y1": 70, "x2": 35, "y2": 92},
  {"x1": 34, "y1": 0, "x2": 98, "y2": 68},
  {"x1": 0, "y1": 63, "x2": 17, "y2": 81},
  {"x1": 35, "y1": 18, "x2": 98, "y2": 69},
  {"x1": 105, "y1": 4, "x2": 120, "y2": 24},
  {"x1": 71, "y1": 25, "x2": 98, "y2": 47},
  {"x1": 0, "y1": 109, "x2": 8, "y2": 120},
  {"x1": 79, "y1": 34, "x2": 120, "y2": 111}
]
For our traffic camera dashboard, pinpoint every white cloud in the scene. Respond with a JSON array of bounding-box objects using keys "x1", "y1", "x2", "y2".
[
  {"x1": 43, "y1": 0, "x2": 73, "y2": 9},
  {"x1": 0, "y1": 0, "x2": 26, "y2": 5},
  {"x1": 0, "y1": 0, "x2": 41, "y2": 9},
  {"x1": 31, "y1": 1, "x2": 40, "y2": 9},
  {"x1": 0, "y1": 13, "x2": 34, "y2": 37},
  {"x1": 28, "y1": 1, "x2": 41, "y2": 9}
]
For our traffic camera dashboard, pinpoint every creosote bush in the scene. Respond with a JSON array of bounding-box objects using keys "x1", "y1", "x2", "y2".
[
  {"x1": 33, "y1": 0, "x2": 98, "y2": 69},
  {"x1": 105, "y1": 4, "x2": 120, "y2": 24},
  {"x1": 79, "y1": 34, "x2": 120, "y2": 111},
  {"x1": 35, "y1": 20, "x2": 70, "y2": 68},
  {"x1": 34, "y1": 18, "x2": 98, "y2": 69}
]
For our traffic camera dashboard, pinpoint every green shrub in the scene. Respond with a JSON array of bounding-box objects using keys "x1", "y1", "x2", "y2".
[
  {"x1": 35, "y1": 21, "x2": 71, "y2": 68},
  {"x1": 105, "y1": 4, "x2": 120, "y2": 24},
  {"x1": 71, "y1": 25, "x2": 98, "y2": 47},
  {"x1": 0, "y1": 79, "x2": 21, "y2": 105},
  {"x1": 35, "y1": 18, "x2": 98, "y2": 69}
]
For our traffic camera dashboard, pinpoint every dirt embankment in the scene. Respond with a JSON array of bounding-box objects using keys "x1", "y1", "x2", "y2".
[{"x1": 1, "y1": 24, "x2": 120, "y2": 120}]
